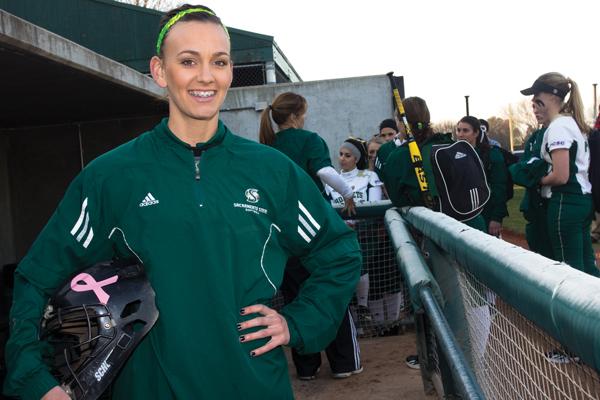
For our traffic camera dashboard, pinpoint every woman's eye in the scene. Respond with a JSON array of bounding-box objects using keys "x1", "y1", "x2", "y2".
[
  {"x1": 214, "y1": 59, "x2": 229, "y2": 67},
  {"x1": 181, "y1": 59, "x2": 195, "y2": 66}
]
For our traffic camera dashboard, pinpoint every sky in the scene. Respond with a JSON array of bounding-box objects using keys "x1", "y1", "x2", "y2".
[{"x1": 156, "y1": 0, "x2": 599, "y2": 123}]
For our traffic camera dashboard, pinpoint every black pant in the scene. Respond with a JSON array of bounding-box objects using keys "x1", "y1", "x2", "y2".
[{"x1": 280, "y1": 257, "x2": 360, "y2": 375}]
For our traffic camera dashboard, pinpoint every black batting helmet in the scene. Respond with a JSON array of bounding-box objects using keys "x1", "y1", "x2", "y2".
[{"x1": 40, "y1": 259, "x2": 159, "y2": 400}]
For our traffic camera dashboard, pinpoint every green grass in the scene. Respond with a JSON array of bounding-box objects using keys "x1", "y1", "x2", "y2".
[
  {"x1": 502, "y1": 186, "x2": 600, "y2": 254},
  {"x1": 503, "y1": 186, "x2": 526, "y2": 235}
]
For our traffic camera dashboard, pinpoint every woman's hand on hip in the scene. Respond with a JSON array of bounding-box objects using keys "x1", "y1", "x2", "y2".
[{"x1": 238, "y1": 304, "x2": 290, "y2": 357}]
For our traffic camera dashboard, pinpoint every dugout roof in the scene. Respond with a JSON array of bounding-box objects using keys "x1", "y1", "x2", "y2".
[
  {"x1": 0, "y1": 9, "x2": 167, "y2": 128},
  {"x1": 0, "y1": 0, "x2": 301, "y2": 80}
]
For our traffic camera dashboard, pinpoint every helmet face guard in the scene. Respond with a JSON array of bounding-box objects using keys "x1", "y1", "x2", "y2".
[{"x1": 40, "y1": 259, "x2": 159, "y2": 400}]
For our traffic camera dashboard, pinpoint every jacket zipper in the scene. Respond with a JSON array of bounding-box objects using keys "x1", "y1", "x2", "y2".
[
  {"x1": 193, "y1": 148, "x2": 202, "y2": 181},
  {"x1": 192, "y1": 148, "x2": 204, "y2": 205}
]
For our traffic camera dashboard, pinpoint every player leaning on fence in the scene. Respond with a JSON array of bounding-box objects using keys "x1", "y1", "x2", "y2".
[
  {"x1": 381, "y1": 96, "x2": 487, "y2": 232},
  {"x1": 3, "y1": 5, "x2": 362, "y2": 399},
  {"x1": 520, "y1": 72, "x2": 598, "y2": 276}
]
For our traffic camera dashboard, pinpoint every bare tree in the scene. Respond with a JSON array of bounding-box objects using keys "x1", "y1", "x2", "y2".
[
  {"x1": 502, "y1": 100, "x2": 538, "y2": 137},
  {"x1": 432, "y1": 120, "x2": 457, "y2": 135},
  {"x1": 115, "y1": 0, "x2": 177, "y2": 11}
]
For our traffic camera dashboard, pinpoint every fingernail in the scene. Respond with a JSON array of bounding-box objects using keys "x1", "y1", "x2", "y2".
[
  {"x1": 239, "y1": 335, "x2": 245, "y2": 342},
  {"x1": 236, "y1": 323, "x2": 242, "y2": 331},
  {"x1": 240, "y1": 308, "x2": 245, "y2": 315},
  {"x1": 250, "y1": 351, "x2": 256, "y2": 357}
]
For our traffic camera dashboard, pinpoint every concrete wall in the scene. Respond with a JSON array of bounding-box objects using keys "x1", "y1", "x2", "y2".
[{"x1": 220, "y1": 74, "x2": 394, "y2": 166}]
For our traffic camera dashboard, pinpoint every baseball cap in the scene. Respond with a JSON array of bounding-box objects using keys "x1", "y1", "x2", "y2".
[{"x1": 520, "y1": 78, "x2": 569, "y2": 98}]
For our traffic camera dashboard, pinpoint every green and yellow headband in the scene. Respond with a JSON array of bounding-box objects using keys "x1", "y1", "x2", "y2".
[{"x1": 155, "y1": 7, "x2": 230, "y2": 55}]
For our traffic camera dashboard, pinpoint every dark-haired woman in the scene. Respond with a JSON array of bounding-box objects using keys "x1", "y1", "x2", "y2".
[
  {"x1": 456, "y1": 116, "x2": 509, "y2": 237},
  {"x1": 4, "y1": 5, "x2": 361, "y2": 399},
  {"x1": 383, "y1": 98, "x2": 487, "y2": 231},
  {"x1": 327, "y1": 138, "x2": 383, "y2": 206}
]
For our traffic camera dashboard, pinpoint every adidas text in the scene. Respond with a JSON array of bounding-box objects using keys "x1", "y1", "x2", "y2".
[{"x1": 139, "y1": 193, "x2": 159, "y2": 207}]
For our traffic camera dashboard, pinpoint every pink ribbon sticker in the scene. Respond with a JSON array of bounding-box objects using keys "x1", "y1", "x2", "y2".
[{"x1": 71, "y1": 273, "x2": 119, "y2": 305}]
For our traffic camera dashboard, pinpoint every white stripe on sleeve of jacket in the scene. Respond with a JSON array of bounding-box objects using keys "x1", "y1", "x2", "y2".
[
  {"x1": 71, "y1": 197, "x2": 94, "y2": 248},
  {"x1": 298, "y1": 226, "x2": 312, "y2": 243},
  {"x1": 298, "y1": 201, "x2": 321, "y2": 230},
  {"x1": 297, "y1": 201, "x2": 321, "y2": 243},
  {"x1": 70, "y1": 197, "x2": 88, "y2": 235}
]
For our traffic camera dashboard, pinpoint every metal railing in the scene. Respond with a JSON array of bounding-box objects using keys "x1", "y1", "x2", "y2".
[{"x1": 387, "y1": 206, "x2": 600, "y2": 400}]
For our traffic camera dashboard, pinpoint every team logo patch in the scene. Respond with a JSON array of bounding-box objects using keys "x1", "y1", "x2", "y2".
[{"x1": 245, "y1": 188, "x2": 260, "y2": 203}]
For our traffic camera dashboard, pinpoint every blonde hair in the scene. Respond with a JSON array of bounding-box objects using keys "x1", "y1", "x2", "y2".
[
  {"x1": 537, "y1": 72, "x2": 590, "y2": 134},
  {"x1": 368, "y1": 135, "x2": 386, "y2": 146}
]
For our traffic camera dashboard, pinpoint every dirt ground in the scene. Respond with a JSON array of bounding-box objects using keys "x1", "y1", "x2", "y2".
[{"x1": 287, "y1": 331, "x2": 436, "y2": 400}]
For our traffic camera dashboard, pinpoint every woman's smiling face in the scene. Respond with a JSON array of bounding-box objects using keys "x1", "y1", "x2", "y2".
[{"x1": 152, "y1": 21, "x2": 233, "y2": 126}]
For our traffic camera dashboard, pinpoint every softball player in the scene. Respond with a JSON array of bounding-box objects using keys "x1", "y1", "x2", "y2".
[
  {"x1": 259, "y1": 94, "x2": 364, "y2": 380},
  {"x1": 4, "y1": 6, "x2": 362, "y2": 400},
  {"x1": 521, "y1": 72, "x2": 598, "y2": 276}
]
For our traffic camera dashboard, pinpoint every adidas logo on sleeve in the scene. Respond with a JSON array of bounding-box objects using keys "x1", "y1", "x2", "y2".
[{"x1": 139, "y1": 193, "x2": 159, "y2": 207}]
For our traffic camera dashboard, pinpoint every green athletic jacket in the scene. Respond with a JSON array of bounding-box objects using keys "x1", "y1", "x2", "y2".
[
  {"x1": 4, "y1": 119, "x2": 362, "y2": 400},
  {"x1": 480, "y1": 146, "x2": 509, "y2": 224},
  {"x1": 374, "y1": 140, "x2": 398, "y2": 181},
  {"x1": 383, "y1": 134, "x2": 486, "y2": 232},
  {"x1": 510, "y1": 128, "x2": 548, "y2": 221},
  {"x1": 272, "y1": 128, "x2": 332, "y2": 193}
]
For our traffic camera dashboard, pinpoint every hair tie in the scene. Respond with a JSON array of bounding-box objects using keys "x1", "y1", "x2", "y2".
[{"x1": 156, "y1": 8, "x2": 230, "y2": 55}]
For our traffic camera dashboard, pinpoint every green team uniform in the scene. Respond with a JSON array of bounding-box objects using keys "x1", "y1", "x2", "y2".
[
  {"x1": 4, "y1": 119, "x2": 362, "y2": 399},
  {"x1": 382, "y1": 134, "x2": 486, "y2": 232},
  {"x1": 510, "y1": 128, "x2": 553, "y2": 258},
  {"x1": 271, "y1": 128, "x2": 362, "y2": 376},
  {"x1": 374, "y1": 139, "x2": 400, "y2": 181},
  {"x1": 271, "y1": 128, "x2": 333, "y2": 193},
  {"x1": 479, "y1": 146, "x2": 509, "y2": 230},
  {"x1": 540, "y1": 116, "x2": 597, "y2": 275}
]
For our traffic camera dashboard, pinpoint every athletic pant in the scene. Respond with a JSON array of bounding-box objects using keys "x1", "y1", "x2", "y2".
[
  {"x1": 546, "y1": 193, "x2": 599, "y2": 276},
  {"x1": 524, "y1": 197, "x2": 554, "y2": 259},
  {"x1": 280, "y1": 257, "x2": 361, "y2": 375}
]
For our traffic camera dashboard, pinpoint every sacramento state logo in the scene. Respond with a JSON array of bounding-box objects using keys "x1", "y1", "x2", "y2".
[{"x1": 245, "y1": 188, "x2": 260, "y2": 203}]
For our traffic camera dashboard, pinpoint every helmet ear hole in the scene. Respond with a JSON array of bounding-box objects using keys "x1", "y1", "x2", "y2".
[
  {"x1": 123, "y1": 320, "x2": 148, "y2": 335},
  {"x1": 121, "y1": 300, "x2": 142, "y2": 318}
]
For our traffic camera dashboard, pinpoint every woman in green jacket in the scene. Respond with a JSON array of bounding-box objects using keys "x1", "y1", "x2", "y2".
[
  {"x1": 259, "y1": 93, "x2": 363, "y2": 380},
  {"x1": 456, "y1": 116, "x2": 509, "y2": 237},
  {"x1": 3, "y1": 5, "x2": 361, "y2": 400},
  {"x1": 510, "y1": 124, "x2": 552, "y2": 258}
]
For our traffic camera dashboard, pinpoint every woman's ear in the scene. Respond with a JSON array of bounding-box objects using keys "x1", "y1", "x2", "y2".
[{"x1": 150, "y1": 56, "x2": 167, "y2": 88}]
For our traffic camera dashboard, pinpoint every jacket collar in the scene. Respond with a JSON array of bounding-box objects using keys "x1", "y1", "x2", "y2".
[{"x1": 155, "y1": 118, "x2": 230, "y2": 153}]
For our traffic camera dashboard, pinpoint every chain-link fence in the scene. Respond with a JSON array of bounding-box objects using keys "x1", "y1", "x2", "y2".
[{"x1": 232, "y1": 63, "x2": 266, "y2": 88}]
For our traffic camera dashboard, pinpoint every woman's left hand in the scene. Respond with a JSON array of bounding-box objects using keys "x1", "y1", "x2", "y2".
[{"x1": 238, "y1": 304, "x2": 290, "y2": 357}]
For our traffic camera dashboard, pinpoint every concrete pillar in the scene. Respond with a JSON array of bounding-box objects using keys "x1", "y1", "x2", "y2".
[{"x1": 265, "y1": 61, "x2": 276, "y2": 84}]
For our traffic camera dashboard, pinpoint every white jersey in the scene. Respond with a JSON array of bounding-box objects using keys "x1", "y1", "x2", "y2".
[
  {"x1": 540, "y1": 115, "x2": 591, "y2": 198},
  {"x1": 325, "y1": 168, "x2": 383, "y2": 206}
]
